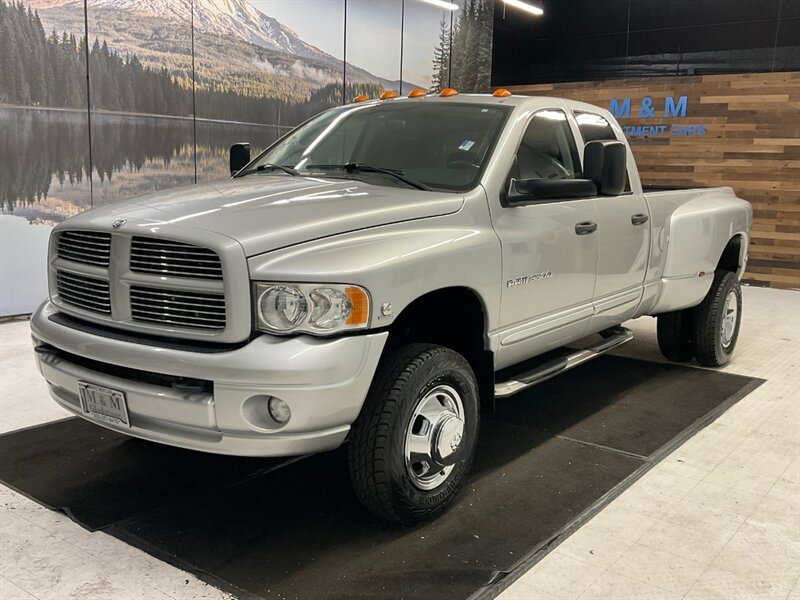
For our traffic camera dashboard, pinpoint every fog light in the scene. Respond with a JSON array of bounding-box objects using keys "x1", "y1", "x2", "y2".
[{"x1": 268, "y1": 397, "x2": 291, "y2": 424}]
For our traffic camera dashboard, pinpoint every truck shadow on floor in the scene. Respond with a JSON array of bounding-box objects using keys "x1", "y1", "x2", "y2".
[{"x1": 0, "y1": 355, "x2": 760, "y2": 600}]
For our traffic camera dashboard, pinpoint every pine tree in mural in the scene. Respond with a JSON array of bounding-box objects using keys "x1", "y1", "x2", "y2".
[
  {"x1": 474, "y1": 0, "x2": 493, "y2": 91},
  {"x1": 432, "y1": 0, "x2": 493, "y2": 94},
  {"x1": 0, "y1": 1, "x2": 364, "y2": 125},
  {"x1": 431, "y1": 15, "x2": 451, "y2": 93}
]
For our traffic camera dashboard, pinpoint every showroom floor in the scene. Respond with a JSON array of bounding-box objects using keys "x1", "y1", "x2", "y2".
[{"x1": 0, "y1": 286, "x2": 798, "y2": 600}]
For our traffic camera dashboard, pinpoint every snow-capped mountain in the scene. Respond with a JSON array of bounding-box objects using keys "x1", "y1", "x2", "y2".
[
  {"x1": 30, "y1": 0, "x2": 336, "y2": 64},
  {"x1": 99, "y1": 0, "x2": 334, "y2": 63},
  {"x1": 24, "y1": 0, "x2": 422, "y2": 96}
]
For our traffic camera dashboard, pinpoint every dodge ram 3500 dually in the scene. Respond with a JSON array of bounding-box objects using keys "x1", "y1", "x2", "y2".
[{"x1": 32, "y1": 90, "x2": 752, "y2": 524}]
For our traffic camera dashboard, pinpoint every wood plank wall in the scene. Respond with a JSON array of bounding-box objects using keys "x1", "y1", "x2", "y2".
[{"x1": 504, "y1": 72, "x2": 800, "y2": 290}]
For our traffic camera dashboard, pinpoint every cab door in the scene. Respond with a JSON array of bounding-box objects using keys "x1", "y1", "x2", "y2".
[
  {"x1": 489, "y1": 108, "x2": 599, "y2": 369},
  {"x1": 572, "y1": 111, "x2": 650, "y2": 331}
]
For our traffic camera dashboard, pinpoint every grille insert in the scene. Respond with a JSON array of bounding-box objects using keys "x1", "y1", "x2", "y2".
[
  {"x1": 57, "y1": 231, "x2": 111, "y2": 267},
  {"x1": 130, "y1": 286, "x2": 226, "y2": 330},
  {"x1": 56, "y1": 271, "x2": 111, "y2": 314},
  {"x1": 130, "y1": 237, "x2": 223, "y2": 280}
]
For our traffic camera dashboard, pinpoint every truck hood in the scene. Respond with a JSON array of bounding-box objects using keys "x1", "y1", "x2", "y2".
[{"x1": 66, "y1": 176, "x2": 464, "y2": 256}]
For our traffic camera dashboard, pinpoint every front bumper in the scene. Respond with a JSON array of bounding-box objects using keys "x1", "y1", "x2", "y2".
[{"x1": 31, "y1": 301, "x2": 388, "y2": 456}]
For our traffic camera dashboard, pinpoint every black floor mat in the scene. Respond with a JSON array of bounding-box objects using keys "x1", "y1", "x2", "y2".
[
  {"x1": 0, "y1": 417, "x2": 291, "y2": 530},
  {"x1": 0, "y1": 356, "x2": 761, "y2": 600},
  {"x1": 492, "y1": 355, "x2": 754, "y2": 457}
]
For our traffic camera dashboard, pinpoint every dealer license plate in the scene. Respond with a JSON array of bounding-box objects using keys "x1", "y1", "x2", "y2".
[{"x1": 78, "y1": 382, "x2": 130, "y2": 427}]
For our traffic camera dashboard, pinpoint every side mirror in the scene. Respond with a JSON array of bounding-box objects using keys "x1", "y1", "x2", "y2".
[
  {"x1": 506, "y1": 178, "x2": 597, "y2": 205},
  {"x1": 583, "y1": 140, "x2": 626, "y2": 196},
  {"x1": 230, "y1": 142, "x2": 251, "y2": 176}
]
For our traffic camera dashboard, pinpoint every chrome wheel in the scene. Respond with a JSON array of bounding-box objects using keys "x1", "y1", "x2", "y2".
[
  {"x1": 721, "y1": 291, "x2": 738, "y2": 347},
  {"x1": 404, "y1": 384, "x2": 465, "y2": 491}
]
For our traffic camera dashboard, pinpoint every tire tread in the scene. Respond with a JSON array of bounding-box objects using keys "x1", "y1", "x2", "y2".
[
  {"x1": 348, "y1": 344, "x2": 475, "y2": 524},
  {"x1": 693, "y1": 270, "x2": 740, "y2": 367},
  {"x1": 657, "y1": 310, "x2": 694, "y2": 362}
]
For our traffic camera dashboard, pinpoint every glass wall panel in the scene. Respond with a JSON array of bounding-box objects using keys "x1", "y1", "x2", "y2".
[
  {"x1": 450, "y1": 0, "x2": 494, "y2": 93},
  {"x1": 402, "y1": 0, "x2": 454, "y2": 93},
  {"x1": 0, "y1": 0, "x2": 90, "y2": 315},
  {"x1": 86, "y1": 1, "x2": 195, "y2": 203},
  {"x1": 345, "y1": 0, "x2": 402, "y2": 98},
  {"x1": 196, "y1": 0, "x2": 345, "y2": 182}
]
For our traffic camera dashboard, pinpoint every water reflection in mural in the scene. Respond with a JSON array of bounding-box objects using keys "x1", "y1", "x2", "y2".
[
  {"x1": 0, "y1": 108, "x2": 91, "y2": 221},
  {"x1": 0, "y1": 107, "x2": 281, "y2": 223},
  {"x1": 0, "y1": 106, "x2": 282, "y2": 314}
]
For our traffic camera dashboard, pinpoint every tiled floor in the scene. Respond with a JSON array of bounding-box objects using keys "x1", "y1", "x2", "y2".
[
  {"x1": 0, "y1": 286, "x2": 798, "y2": 600},
  {"x1": 0, "y1": 322, "x2": 233, "y2": 600},
  {"x1": 499, "y1": 286, "x2": 800, "y2": 600}
]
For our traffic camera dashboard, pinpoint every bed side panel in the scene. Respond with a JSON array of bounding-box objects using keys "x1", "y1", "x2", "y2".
[{"x1": 640, "y1": 187, "x2": 751, "y2": 315}]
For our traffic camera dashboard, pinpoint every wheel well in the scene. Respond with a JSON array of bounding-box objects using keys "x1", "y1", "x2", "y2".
[
  {"x1": 385, "y1": 287, "x2": 494, "y2": 405},
  {"x1": 717, "y1": 235, "x2": 744, "y2": 275}
]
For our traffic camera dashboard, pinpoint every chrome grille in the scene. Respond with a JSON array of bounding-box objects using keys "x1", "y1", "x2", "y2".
[
  {"x1": 51, "y1": 229, "x2": 236, "y2": 339},
  {"x1": 130, "y1": 237, "x2": 223, "y2": 280},
  {"x1": 57, "y1": 231, "x2": 111, "y2": 267},
  {"x1": 56, "y1": 270, "x2": 111, "y2": 314},
  {"x1": 130, "y1": 286, "x2": 226, "y2": 330}
]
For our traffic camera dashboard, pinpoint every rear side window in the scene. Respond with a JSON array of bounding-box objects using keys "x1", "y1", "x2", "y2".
[
  {"x1": 574, "y1": 111, "x2": 617, "y2": 142},
  {"x1": 513, "y1": 109, "x2": 581, "y2": 181},
  {"x1": 573, "y1": 111, "x2": 632, "y2": 193}
]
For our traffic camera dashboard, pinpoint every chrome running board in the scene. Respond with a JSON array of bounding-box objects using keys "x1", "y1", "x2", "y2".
[{"x1": 494, "y1": 326, "x2": 634, "y2": 398}]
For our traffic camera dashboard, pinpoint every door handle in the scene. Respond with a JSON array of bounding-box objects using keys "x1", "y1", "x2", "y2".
[
  {"x1": 631, "y1": 213, "x2": 649, "y2": 225},
  {"x1": 575, "y1": 221, "x2": 598, "y2": 235}
]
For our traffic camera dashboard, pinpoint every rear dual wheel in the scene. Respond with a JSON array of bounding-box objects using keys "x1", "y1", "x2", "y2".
[
  {"x1": 657, "y1": 270, "x2": 742, "y2": 368},
  {"x1": 656, "y1": 309, "x2": 694, "y2": 362},
  {"x1": 692, "y1": 271, "x2": 742, "y2": 367},
  {"x1": 347, "y1": 344, "x2": 479, "y2": 525}
]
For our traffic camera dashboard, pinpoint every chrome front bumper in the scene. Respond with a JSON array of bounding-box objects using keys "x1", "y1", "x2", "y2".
[{"x1": 31, "y1": 301, "x2": 388, "y2": 457}]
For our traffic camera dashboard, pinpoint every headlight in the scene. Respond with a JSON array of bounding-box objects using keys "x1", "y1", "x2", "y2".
[
  {"x1": 254, "y1": 283, "x2": 370, "y2": 335},
  {"x1": 257, "y1": 285, "x2": 308, "y2": 331}
]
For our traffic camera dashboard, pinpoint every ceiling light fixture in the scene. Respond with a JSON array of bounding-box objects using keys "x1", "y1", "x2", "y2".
[
  {"x1": 418, "y1": 0, "x2": 460, "y2": 11},
  {"x1": 502, "y1": 0, "x2": 544, "y2": 16}
]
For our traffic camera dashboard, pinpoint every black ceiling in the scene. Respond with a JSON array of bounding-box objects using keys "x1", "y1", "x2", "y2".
[{"x1": 491, "y1": 0, "x2": 800, "y2": 85}]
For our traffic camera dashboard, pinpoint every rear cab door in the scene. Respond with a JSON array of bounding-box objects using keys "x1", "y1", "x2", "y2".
[{"x1": 571, "y1": 110, "x2": 651, "y2": 331}]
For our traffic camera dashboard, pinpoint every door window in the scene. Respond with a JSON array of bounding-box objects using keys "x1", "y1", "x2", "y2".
[
  {"x1": 512, "y1": 109, "x2": 581, "y2": 181},
  {"x1": 573, "y1": 111, "x2": 617, "y2": 142}
]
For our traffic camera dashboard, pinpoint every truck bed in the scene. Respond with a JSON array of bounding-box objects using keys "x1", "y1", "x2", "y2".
[{"x1": 642, "y1": 184, "x2": 710, "y2": 193}]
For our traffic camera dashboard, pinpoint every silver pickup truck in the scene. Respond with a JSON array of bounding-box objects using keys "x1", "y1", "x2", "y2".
[{"x1": 31, "y1": 91, "x2": 752, "y2": 524}]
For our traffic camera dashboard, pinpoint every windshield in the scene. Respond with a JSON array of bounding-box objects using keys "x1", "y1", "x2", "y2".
[{"x1": 241, "y1": 101, "x2": 512, "y2": 192}]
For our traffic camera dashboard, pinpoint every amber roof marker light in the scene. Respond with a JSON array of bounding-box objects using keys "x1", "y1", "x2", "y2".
[
  {"x1": 439, "y1": 88, "x2": 459, "y2": 97},
  {"x1": 379, "y1": 91, "x2": 399, "y2": 100},
  {"x1": 408, "y1": 89, "x2": 427, "y2": 98},
  {"x1": 492, "y1": 88, "x2": 512, "y2": 98},
  {"x1": 352, "y1": 94, "x2": 369, "y2": 103}
]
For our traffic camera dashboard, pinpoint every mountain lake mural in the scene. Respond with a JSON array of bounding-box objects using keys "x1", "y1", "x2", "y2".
[{"x1": 0, "y1": 0, "x2": 494, "y2": 315}]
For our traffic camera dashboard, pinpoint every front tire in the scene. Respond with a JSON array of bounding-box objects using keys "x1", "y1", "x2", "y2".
[
  {"x1": 692, "y1": 270, "x2": 742, "y2": 367},
  {"x1": 348, "y1": 344, "x2": 479, "y2": 525}
]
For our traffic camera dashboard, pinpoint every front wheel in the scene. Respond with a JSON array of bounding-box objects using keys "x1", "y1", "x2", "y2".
[
  {"x1": 692, "y1": 270, "x2": 743, "y2": 367},
  {"x1": 347, "y1": 344, "x2": 479, "y2": 525}
]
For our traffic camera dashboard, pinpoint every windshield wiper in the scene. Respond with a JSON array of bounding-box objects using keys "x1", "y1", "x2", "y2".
[
  {"x1": 306, "y1": 163, "x2": 431, "y2": 191},
  {"x1": 239, "y1": 163, "x2": 299, "y2": 177}
]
